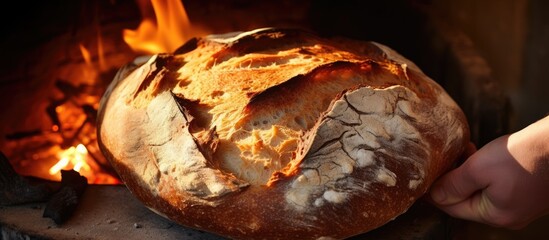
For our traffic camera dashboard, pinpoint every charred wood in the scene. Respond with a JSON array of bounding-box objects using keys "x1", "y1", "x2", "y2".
[
  {"x1": 43, "y1": 169, "x2": 88, "y2": 225},
  {"x1": 0, "y1": 151, "x2": 59, "y2": 206}
]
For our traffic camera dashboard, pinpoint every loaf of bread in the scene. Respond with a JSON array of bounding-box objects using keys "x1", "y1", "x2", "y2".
[{"x1": 97, "y1": 28, "x2": 469, "y2": 239}]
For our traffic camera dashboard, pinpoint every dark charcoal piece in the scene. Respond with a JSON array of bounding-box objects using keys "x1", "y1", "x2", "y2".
[
  {"x1": 43, "y1": 170, "x2": 88, "y2": 225},
  {"x1": 0, "y1": 151, "x2": 58, "y2": 206}
]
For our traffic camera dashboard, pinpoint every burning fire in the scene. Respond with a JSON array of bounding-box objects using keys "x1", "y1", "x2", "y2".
[
  {"x1": 123, "y1": 0, "x2": 208, "y2": 54},
  {"x1": 42, "y1": 0, "x2": 204, "y2": 185},
  {"x1": 43, "y1": 42, "x2": 121, "y2": 185},
  {"x1": 47, "y1": 140, "x2": 120, "y2": 184},
  {"x1": 49, "y1": 144, "x2": 90, "y2": 175}
]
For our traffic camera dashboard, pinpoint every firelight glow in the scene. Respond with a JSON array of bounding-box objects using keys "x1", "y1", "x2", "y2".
[{"x1": 122, "y1": 0, "x2": 207, "y2": 54}]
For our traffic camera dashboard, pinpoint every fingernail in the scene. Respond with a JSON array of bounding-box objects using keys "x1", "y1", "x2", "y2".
[{"x1": 430, "y1": 188, "x2": 447, "y2": 204}]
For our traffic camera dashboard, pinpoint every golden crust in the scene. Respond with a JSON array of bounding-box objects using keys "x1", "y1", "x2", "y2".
[{"x1": 97, "y1": 28, "x2": 470, "y2": 239}]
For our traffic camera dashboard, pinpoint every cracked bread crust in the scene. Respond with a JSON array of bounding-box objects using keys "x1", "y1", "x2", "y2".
[{"x1": 97, "y1": 28, "x2": 470, "y2": 239}]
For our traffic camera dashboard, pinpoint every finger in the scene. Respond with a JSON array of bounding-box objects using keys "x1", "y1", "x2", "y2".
[
  {"x1": 437, "y1": 190, "x2": 534, "y2": 229},
  {"x1": 430, "y1": 154, "x2": 489, "y2": 205},
  {"x1": 436, "y1": 190, "x2": 495, "y2": 226}
]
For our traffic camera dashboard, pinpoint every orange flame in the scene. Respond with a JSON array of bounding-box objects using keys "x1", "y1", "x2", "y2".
[
  {"x1": 79, "y1": 44, "x2": 93, "y2": 66},
  {"x1": 123, "y1": 0, "x2": 207, "y2": 54},
  {"x1": 49, "y1": 144, "x2": 91, "y2": 175},
  {"x1": 96, "y1": 25, "x2": 107, "y2": 71},
  {"x1": 47, "y1": 0, "x2": 207, "y2": 185},
  {"x1": 49, "y1": 143, "x2": 120, "y2": 185}
]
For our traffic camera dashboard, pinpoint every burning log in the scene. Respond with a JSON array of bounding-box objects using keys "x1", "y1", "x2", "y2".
[
  {"x1": 2, "y1": 150, "x2": 90, "y2": 225},
  {"x1": 43, "y1": 169, "x2": 88, "y2": 225},
  {"x1": 3, "y1": 75, "x2": 121, "y2": 185},
  {"x1": 0, "y1": 151, "x2": 59, "y2": 206}
]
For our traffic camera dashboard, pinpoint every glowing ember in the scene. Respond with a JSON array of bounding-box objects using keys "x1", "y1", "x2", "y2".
[{"x1": 123, "y1": 0, "x2": 208, "y2": 54}]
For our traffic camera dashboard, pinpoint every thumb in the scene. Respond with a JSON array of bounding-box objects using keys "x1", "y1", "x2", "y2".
[
  {"x1": 430, "y1": 143, "x2": 482, "y2": 205},
  {"x1": 430, "y1": 158, "x2": 487, "y2": 206}
]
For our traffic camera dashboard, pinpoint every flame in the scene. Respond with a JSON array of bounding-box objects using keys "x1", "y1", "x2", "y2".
[
  {"x1": 49, "y1": 144, "x2": 91, "y2": 175},
  {"x1": 48, "y1": 143, "x2": 121, "y2": 185},
  {"x1": 96, "y1": 25, "x2": 107, "y2": 71},
  {"x1": 79, "y1": 44, "x2": 93, "y2": 66},
  {"x1": 48, "y1": 143, "x2": 120, "y2": 185},
  {"x1": 123, "y1": 0, "x2": 207, "y2": 54},
  {"x1": 45, "y1": 0, "x2": 204, "y2": 185}
]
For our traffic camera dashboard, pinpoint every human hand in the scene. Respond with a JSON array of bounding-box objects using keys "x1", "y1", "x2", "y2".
[{"x1": 429, "y1": 116, "x2": 549, "y2": 229}]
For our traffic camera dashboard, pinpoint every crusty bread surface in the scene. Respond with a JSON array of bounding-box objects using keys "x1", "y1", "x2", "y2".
[{"x1": 97, "y1": 28, "x2": 470, "y2": 239}]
